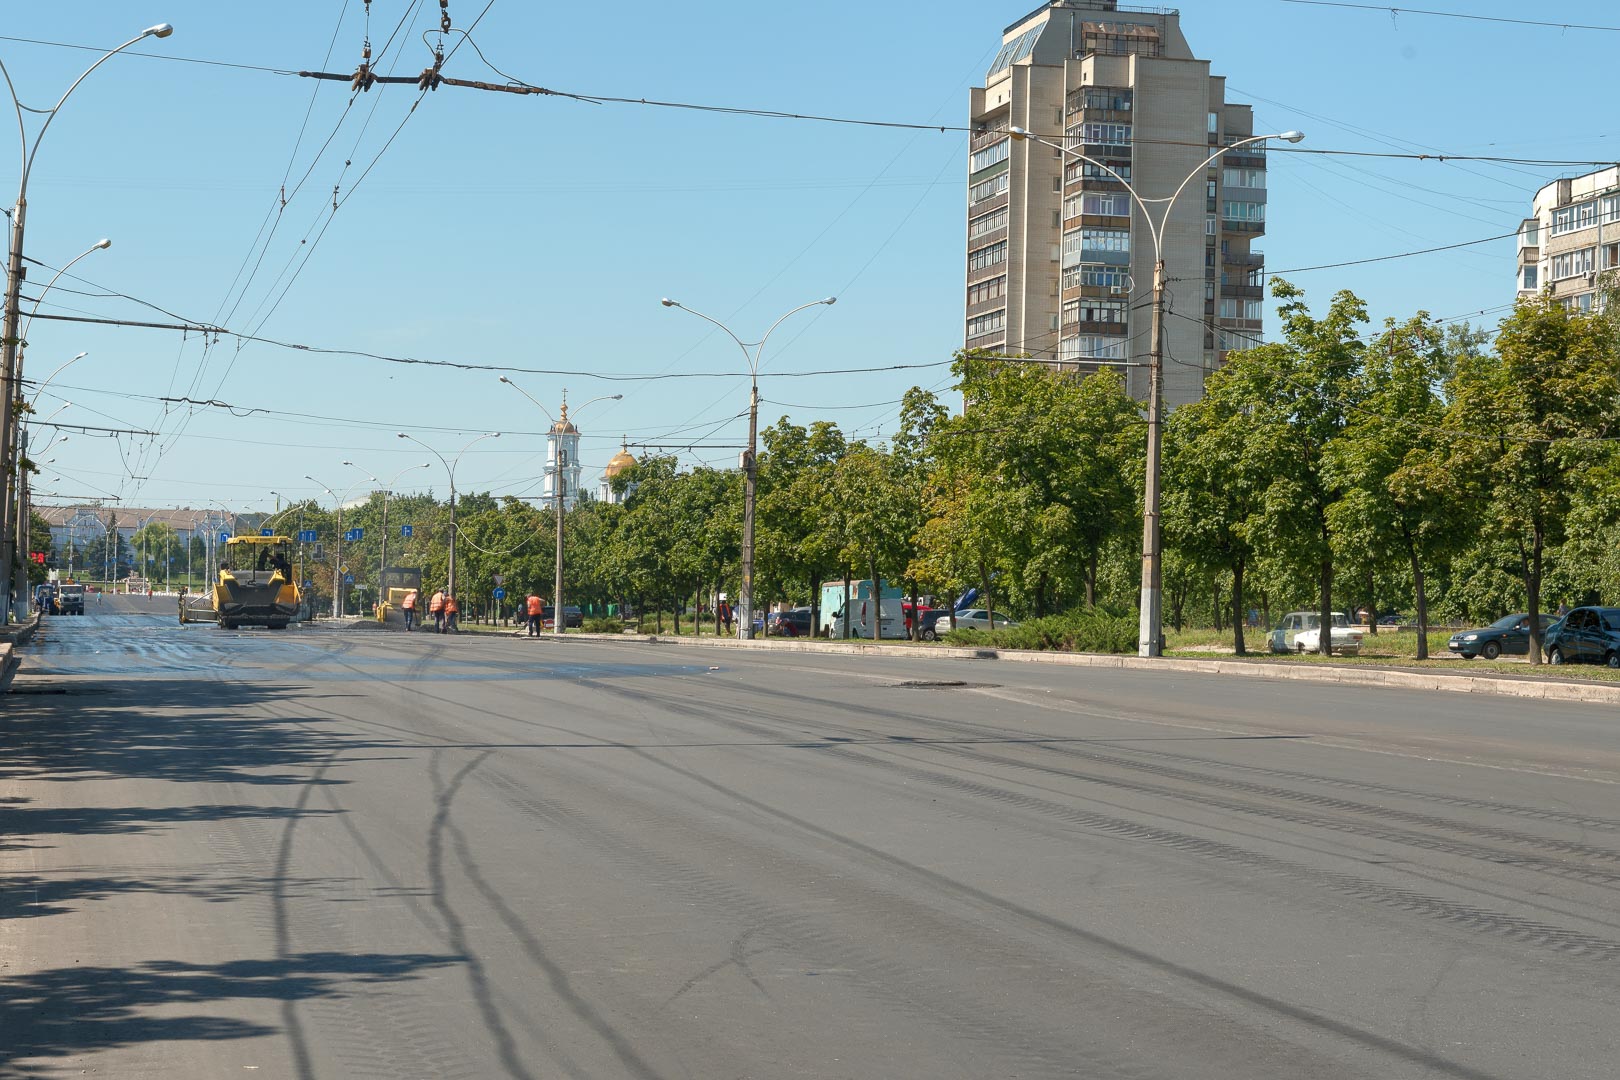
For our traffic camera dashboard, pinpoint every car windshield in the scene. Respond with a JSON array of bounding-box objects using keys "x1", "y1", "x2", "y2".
[
  {"x1": 1604, "y1": 612, "x2": 1620, "y2": 632},
  {"x1": 1489, "y1": 615, "x2": 1524, "y2": 630}
]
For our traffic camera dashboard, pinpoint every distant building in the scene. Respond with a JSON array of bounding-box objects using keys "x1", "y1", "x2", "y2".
[
  {"x1": 966, "y1": 0, "x2": 1266, "y2": 405},
  {"x1": 598, "y1": 440, "x2": 638, "y2": 505},
  {"x1": 35, "y1": 505, "x2": 239, "y2": 577},
  {"x1": 1518, "y1": 165, "x2": 1620, "y2": 314},
  {"x1": 543, "y1": 401, "x2": 583, "y2": 510}
]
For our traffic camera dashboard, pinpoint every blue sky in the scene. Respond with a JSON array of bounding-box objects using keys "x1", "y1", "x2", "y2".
[{"x1": 8, "y1": 1, "x2": 1615, "y2": 513}]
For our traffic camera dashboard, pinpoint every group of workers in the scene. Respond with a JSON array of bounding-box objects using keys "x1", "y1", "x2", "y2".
[
  {"x1": 399, "y1": 588, "x2": 460, "y2": 633},
  {"x1": 394, "y1": 588, "x2": 555, "y2": 636}
]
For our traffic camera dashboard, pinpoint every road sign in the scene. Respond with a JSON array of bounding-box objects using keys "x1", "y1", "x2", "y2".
[
  {"x1": 343, "y1": 573, "x2": 354, "y2": 585},
  {"x1": 298, "y1": 530, "x2": 318, "y2": 543},
  {"x1": 344, "y1": 528, "x2": 364, "y2": 543},
  {"x1": 493, "y1": 587, "x2": 506, "y2": 600},
  {"x1": 260, "y1": 528, "x2": 273, "y2": 537},
  {"x1": 400, "y1": 524, "x2": 413, "y2": 538},
  {"x1": 492, "y1": 574, "x2": 505, "y2": 586},
  {"x1": 219, "y1": 532, "x2": 231, "y2": 544},
  {"x1": 301, "y1": 580, "x2": 314, "y2": 590}
]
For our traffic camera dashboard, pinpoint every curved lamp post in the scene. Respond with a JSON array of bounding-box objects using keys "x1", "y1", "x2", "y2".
[
  {"x1": 660, "y1": 296, "x2": 835, "y2": 639},
  {"x1": 1008, "y1": 125, "x2": 1304, "y2": 657},
  {"x1": 396, "y1": 432, "x2": 499, "y2": 603},
  {"x1": 343, "y1": 459, "x2": 430, "y2": 605},
  {"x1": 306, "y1": 472, "x2": 374, "y2": 617},
  {"x1": 498, "y1": 378, "x2": 620, "y2": 634},
  {"x1": 0, "y1": 22, "x2": 173, "y2": 621}
]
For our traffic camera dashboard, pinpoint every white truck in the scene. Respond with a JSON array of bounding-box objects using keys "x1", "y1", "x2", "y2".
[
  {"x1": 817, "y1": 579, "x2": 908, "y2": 639},
  {"x1": 1269, "y1": 611, "x2": 1364, "y2": 656}
]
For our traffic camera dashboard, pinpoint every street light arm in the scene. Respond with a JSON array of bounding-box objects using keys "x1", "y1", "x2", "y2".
[
  {"x1": 397, "y1": 432, "x2": 450, "y2": 478},
  {"x1": 569, "y1": 393, "x2": 624, "y2": 417},
  {"x1": 1162, "y1": 131, "x2": 1303, "y2": 231},
  {"x1": 11, "y1": 27, "x2": 167, "y2": 190},
  {"x1": 661, "y1": 300, "x2": 756, "y2": 374},
  {"x1": 1010, "y1": 127, "x2": 1159, "y2": 247},
  {"x1": 757, "y1": 299, "x2": 837, "y2": 371},
  {"x1": 497, "y1": 376, "x2": 556, "y2": 425}
]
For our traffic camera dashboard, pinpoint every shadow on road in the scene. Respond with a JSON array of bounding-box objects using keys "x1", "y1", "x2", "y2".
[{"x1": 0, "y1": 951, "x2": 460, "y2": 1073}]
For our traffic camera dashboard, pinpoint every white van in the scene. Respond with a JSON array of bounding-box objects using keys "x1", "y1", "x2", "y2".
[{"x1": 1268, "y1": 611, "x2": 1363, "y2": 656}]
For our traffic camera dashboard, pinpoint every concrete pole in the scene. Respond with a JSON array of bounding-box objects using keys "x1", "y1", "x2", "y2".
[
  {"x1": 740, "y1": 378, "x2": 760, "y2": 641},
  {"x1": 1137, "y1": 257, "x2": 1166, "y2": 658},
  {"x1": 0, "y1": 199, "x2": 27, "y2": 621}
]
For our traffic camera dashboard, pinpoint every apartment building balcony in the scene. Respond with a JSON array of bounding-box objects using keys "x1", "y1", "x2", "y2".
[
  {"x1": 1221, "y1": 219, "x2": 1266, "y2": 235},
  {"x1": 1221, "y1": 250, "x2": 1265, "y2": 270},
  {"x1": 970, "y1": 125, "x2": 1010, "y2": 152}
]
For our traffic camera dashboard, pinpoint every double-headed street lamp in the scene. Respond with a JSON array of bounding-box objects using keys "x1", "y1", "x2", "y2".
[
  {"x1": 0, "y1": 22, "x2": 173, "y2": 621},
  {"x1": 1007, "y1": 124, "x2": 1304, "y2": 657},
  {"x1": 660, "y1": 296, "x2": 836, "y2": 639},
  {"x1": 498, "y1": 378, "x2": 620, "y2": 635},
  {"x1": 343, "y1": 459, "x2": 430, "y2": 604},
  {"x1": 396, "y1": 432, "x2": 499, "y2": 602},
  {"x1": 306, "y1": 473, "x2": 375, "y2": 618}
]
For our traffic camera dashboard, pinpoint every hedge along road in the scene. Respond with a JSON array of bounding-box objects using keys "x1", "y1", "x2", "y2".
[{"x1": 2, "y1": 601, "x2": 1617, "y2": 1079}]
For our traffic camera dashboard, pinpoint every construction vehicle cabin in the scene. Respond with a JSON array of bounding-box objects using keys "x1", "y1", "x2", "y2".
[{"x1": 180, "y1": 534, "x2": 300, "y2": 629}]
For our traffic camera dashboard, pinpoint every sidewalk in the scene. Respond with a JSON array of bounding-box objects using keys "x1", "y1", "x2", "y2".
[
  {"x1": 0, "y1": 614, "x2": 41, "y2": 692},
  {"x1": 552, "y1": 630, "x2": 1620, "y2": 707}
]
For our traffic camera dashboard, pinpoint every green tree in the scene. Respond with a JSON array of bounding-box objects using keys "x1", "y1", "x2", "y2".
[
  {"x1": 1323, "y1": 316, "x2": 1470, "y2": 658},
  {"x1": 1445, "y1": 294, "x2": 1620, "y2": 662},
  {"x1": 1233, "y1": 282, "x2": 1367, "y2": 654}
]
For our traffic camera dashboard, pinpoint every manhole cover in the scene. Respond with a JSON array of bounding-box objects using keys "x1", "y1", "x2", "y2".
[{"x1": 892, "y1": 679, "x2": 999, "y2": 690}]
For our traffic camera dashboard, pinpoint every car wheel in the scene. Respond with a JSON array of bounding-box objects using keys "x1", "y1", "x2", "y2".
[
  {"x1": 1481, "y1": 641, "x2": 1501, "y2": 660},
  {"x1": 1549, "y1": 646, "x2": 1565, "y2": 665},
  {"x1": 1295, "y1": 642, "x2": 1306, "y2": 654},
  {"x1": 922, "y1": 628, "x2": 936, "y2": 642},
  {"x1": 1607, "y1": 652, "x2": 1620, "y2": 670}
]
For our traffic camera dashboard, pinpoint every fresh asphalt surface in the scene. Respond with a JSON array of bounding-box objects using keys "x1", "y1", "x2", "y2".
[{"x1": 2, "y1": 597, "x2": 1617, "y2": 1078}]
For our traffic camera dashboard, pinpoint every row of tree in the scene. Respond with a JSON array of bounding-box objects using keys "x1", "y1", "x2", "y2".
[{"x1": 41, "y1": 284, "x2": 1614, "y2": 660}]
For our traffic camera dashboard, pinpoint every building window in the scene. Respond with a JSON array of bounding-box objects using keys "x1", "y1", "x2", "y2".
[
  {"x1": 1070, "y1": 122, "x2": 1132, "y2": 147},
  {"x1": 1079, "y1": 227, "x2": 1130, "y2": 254},
  {"x1": 1552, "y1": 248, "x2": 1595, "y2": 280},
  {"x1": 967, "y1": 310, "x2": 1006, "y2": 338},
  {"x1": 1219, "y1": 299, "x2": 1264, "y2": 321},
  {"x1": 1522, "y1": 221, "x2": 1540, "y2": 246},
  {"x1": 1551, "y1": 207, "x2": 1576, "y2": 236},
  {"x1": 1062, "y1": 263, "x2": 1130, "y2": 290},
  {"x1": 1522, "y1": 265, "x2": 1538, "y2": 290},
  {"x1": 968, "y1": 206, "x2": 1009, "y2": 242},
  {"x1": 969, "y1": 241, "x2": 1008, "y2": 273},
  {"x1": 1221, "y1": 167, "x2": 1266, "y2": 190},
  {"x1": 1060, "y1": 335, "x2": 1128, "y2": 362},
  {"x1": 1067, "y1": 160, "x2": 1130, "y2": 185},
  {"x1": 1206, "y1": 216, "x2": 1218, "y2": 235},
  {"x1": 968, "y1": 275, "x2": 1006, "y2": 306},
  {"x1": 970, "y1": 138, "x2": 1010, "y2": 174},
  {"x1": 969, "y1": 171, "x2": 1009, "y2": 204},
  {"x1": 1222, "y1": 200, "x2": 1266, "y2": 223},
  {"x1": 1218, "y1": 329, "x2": 1263, "y2": 351},
  {"x1": 1604, "y1": 195, "x2": 1620, "y2": 225},
  {"x1": 1605, "y1": 243, "x2": 1620, "y2": 270},
  {"x1": 1064, "y1": 191, "x2": 1131, "y2": 218}
]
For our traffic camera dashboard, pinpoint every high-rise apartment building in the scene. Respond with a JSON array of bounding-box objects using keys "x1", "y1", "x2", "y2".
[
  {"x1": 966, "y1": 1, "x2": 1266, "y2": 405},
  {"x1": 1517, "y1": 166, "x2": 1620, "y2": 314}
]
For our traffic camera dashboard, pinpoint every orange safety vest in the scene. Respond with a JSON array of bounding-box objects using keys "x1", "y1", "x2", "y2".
[
  {"x1": 428, "y1": 591, "x2": 445, "y2": 613},
  {"x1": 402, "y1": 592, "x2": 417, "y2": 610},
  {"x1": 444, "y1": 596, "x2": 459, "y2": 614},
  {"x1": 527, "y1": 595, "x2": 542, "y2": 616}
]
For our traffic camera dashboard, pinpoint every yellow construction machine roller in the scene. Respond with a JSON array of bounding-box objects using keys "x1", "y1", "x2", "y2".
[{"x1": 180, "y1": 534, "x2": 302, "y2": 629}]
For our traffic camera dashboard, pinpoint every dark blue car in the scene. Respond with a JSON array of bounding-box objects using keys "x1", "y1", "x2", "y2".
[{"x1": 1542, "y1": 606, "x2": 1620, "y2": 667}]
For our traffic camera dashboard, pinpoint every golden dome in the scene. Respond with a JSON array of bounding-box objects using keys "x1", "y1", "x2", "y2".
[
  {"x1": 550, "y1": 401, "x2": 577, "y2": 435},
  {"x1": 604, "y1": 440, "x2": 637, "y2": 479}
]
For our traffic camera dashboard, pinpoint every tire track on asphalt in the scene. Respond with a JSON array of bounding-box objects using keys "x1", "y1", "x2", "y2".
[{"x1": 582, "y1": 675, "x2": 1620, "y2": 965}]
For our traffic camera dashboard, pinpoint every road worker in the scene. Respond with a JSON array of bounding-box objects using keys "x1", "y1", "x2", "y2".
[
  {"x1": 444, "y1": 593, "x2": 460, "y2": 634},
  {"x1": 428, "y1": 588, "x2": 446, "y2": 633},
  {"x1": 402, "y1": 588, "x2": 419, "y2": 632},
  {"x1": 526, "y1": 593, "x2": 543, "y2": 637}
]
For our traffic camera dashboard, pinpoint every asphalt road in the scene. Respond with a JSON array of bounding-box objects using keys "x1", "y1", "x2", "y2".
[{"x1": 2, "y1": 596, "x2": 1617, "y2": 1078}]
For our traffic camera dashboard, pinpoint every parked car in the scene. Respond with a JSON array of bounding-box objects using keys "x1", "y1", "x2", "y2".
[
  {"x1": 1542, "y1": 606, "x2": 1620, "y2": 667},
  {"x1": 1378, "y1": 613, "x2": 1402, "y2": 626},
  {"x1": 540, "y1": 605, "x2": 583, "y2": 629},
  {"x1": 766, "y1": 607, "x2": 813, "y2": 637},
  {"x1": 952, "y1": 609, "x2": 1018, "y2": 632},
  {"x1": 1447, "y1": 613, "x2": 1556, "y2": 660},
  {"x1": 1269, "y1": 611, "x2": 1364, "y2": 655},
  {"x1": 916, "y1": 609, "x2": 954, "y2": 641}
]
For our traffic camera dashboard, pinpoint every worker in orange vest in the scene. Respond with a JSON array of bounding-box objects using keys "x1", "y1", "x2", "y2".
[
  {"x1": 525, "y1": 592, "x2": 543, "y2": 637},
  {"x1": 444, "y1": 593, "x2": 460, "y2": 634},
  {"x1": 428, "y1": 588, "x2": 446, "y2": 634},
  {"x1": 401, "y1": 589, "x2": 419, "y2": 632}
]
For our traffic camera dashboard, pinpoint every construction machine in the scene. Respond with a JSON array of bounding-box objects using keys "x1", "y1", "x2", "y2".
[{"x1": 180, "y1": 535, "x2": 301, "y2": 629}]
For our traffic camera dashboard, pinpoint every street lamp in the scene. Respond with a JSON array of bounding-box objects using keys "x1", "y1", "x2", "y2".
[
  {"x1": 0, "y1": 22, "x2": 173, "y2": 622},
  {"x1": 396, "y1": 432, "x2": 499, "y2": 603},
  {"x1": 660, "y1": 296, "x2": 835, "y2": 639},
  {"x1": 1008, "y1": 124, "x2": 1304, "y2": 657},
  {"x1": 306, "y1": 472, "x2": 374, "y2": 617},
  {"x1": 343, "y1": 459, "x2": 429, "y2": 607},
  {"x1": 499, "y1": 378, "x2": 620, "y2": 635}
]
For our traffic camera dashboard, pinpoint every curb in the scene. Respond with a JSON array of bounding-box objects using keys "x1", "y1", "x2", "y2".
[
  {"x1": 551, "y1": 630, "x2": 1620, "y2": 706},
  {"x1": 0, "y1": 643, "x2": 15, "y2": 694}
]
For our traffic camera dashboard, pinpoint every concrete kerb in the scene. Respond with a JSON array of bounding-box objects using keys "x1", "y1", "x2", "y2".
[{"x1": 546, "y1": 630, "x2": 1620, "y2": 706}]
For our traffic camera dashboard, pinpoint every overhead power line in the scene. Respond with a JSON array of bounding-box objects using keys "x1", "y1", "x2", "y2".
[
  {"x1": 1278, "y1": 1, "x2": 1620, "y2": 33},
  {"x1": 1267, "y1": 229, "x2": 1521, "y2": 275}
]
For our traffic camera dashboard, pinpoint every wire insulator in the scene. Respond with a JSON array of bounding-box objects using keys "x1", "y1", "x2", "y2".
[{"x1": 440, "y1": 0, "x2": 452, "y2": 33}]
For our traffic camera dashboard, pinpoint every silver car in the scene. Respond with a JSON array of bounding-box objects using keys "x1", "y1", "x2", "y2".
[{"x1": 953, "y1": 609, "x2": 1017, "y2": 632}]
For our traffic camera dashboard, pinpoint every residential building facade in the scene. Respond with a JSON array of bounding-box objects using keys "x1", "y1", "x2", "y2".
[
  {"x1": 966, "y1": 0, "x2": 1266, "y2": 405},
  {"x1": 1518, "y1": 165, "x2": 1620, "y2": 314}
]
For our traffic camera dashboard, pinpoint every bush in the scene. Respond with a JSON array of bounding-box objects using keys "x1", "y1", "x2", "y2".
[
  {"x1": 581, "y1": 615, "x2": 626, "y2": 634},
  {"x1": 941, "y1": 608, "x2": 1138, "y2": 654}
]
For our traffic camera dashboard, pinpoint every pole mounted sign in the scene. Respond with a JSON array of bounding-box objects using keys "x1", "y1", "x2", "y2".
[
  {"x1": 260, "y1": 529, "x2": 273, "y2": 537},
  {"x1": 400, "y1": 524, "x2": 413, "y2": 538},
  {"x1": 298, "y1": 530, "x2": 318, "y2": 543},
  {"x1": 492, "y1": 587, "x2": 506, "y2": 600},
  {"x1": 219, "y1": 532, "x2": 231, "y2": 544},
  {"x1": 345, "y1": 528, "x2": 364, "y2": 543}
]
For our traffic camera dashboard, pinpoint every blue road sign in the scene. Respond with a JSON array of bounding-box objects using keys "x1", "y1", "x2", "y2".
[
  {"x1": 299, "y1": 530, "x2": 318, "y2": 543},
  {"x1": 346, "y1": 528, "x2": 364, "y2": 542},
  {"x1": 492, "y1": 587, "x2": 506, "y2": 600},
  {"x1": 261, "y1": 528, "x2": 273, "y2": 537},
  {"x1": 343, "y1": 573, "x2": 355, "y2": 585},
  {"x1": 400, "y1": 524, "x2": 413, "y2": 538},
  {"x1": 301, "y1": 580, "x2": 314, "y2": 590},
  {"x1": 219, "y1": 532, "x2": 231, "y2": 544}
]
